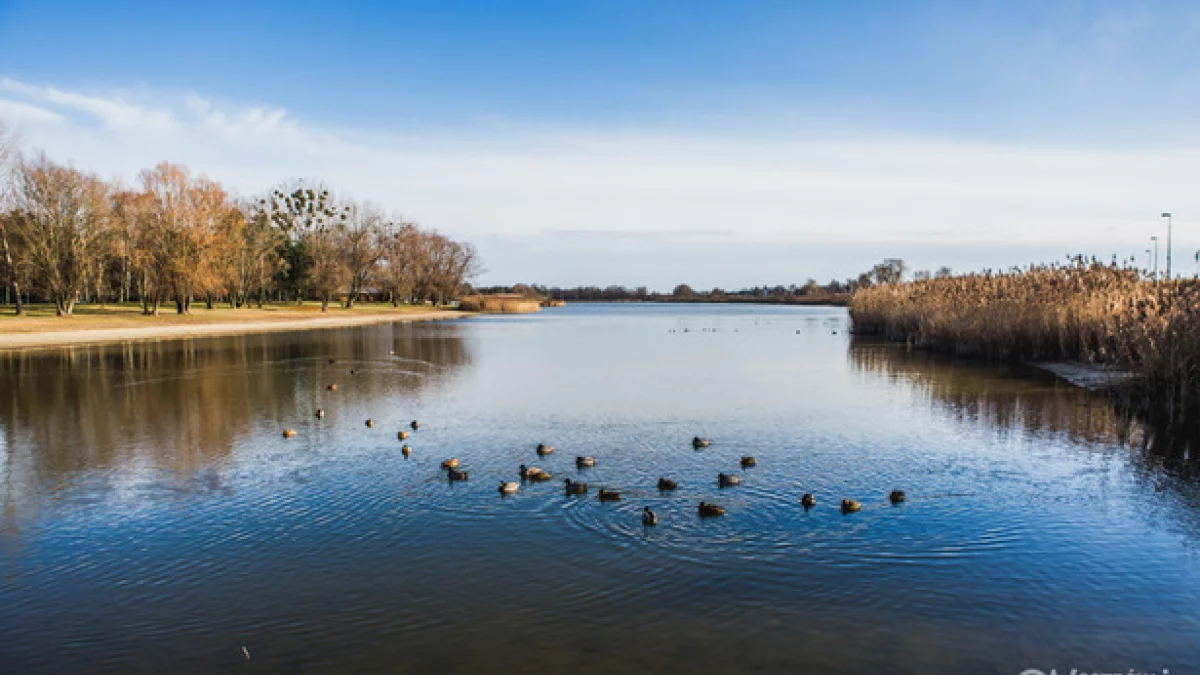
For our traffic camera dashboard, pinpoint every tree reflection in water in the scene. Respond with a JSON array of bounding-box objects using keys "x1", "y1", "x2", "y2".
[{"x1": 0, "y1": 322, "x2": 472, "y2": 528}]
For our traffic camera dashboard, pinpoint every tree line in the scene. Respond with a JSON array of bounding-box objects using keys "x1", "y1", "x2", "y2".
[
  {"x1": 0, "y1": 119, "x2": 481, "y2": 316},
  {"x1": 476, "y1": 260, "x2": 937, "y2": 302}
]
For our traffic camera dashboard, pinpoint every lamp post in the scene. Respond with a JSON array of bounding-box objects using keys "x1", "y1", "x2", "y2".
[
  {"x1": 1162, "y1": 212, "x2": 1173, "y2": 279},
  {"x1": 1151, "y1": 236, "x2": 1159, "y2": 280}
]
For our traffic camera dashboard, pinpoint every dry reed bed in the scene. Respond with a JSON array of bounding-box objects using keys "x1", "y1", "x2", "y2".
[
  {"x1": 456, "y1": 295, "x2": 542, "y2": 314},
  {"x1": 849, "y1": 259, "x2": 1200, "y2": 424}
]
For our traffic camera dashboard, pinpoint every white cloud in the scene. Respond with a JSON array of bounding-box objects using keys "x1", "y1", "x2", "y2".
[
  {"x1": 0, "y1": 76, "x2": 1196, "y2": 277},
  {"x1": 0, "y1": 78, "x2": 175, "y2": 131},
  {"x1": 0, "y1": 98, "x2": 64, "y2": 124}
]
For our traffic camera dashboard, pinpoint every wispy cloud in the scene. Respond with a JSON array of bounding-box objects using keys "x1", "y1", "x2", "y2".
[
  {"x1": 0, "y1": 78, "x2": 175, "y2": 130},
  {"x1": 0, "y1": 98, "x2": 64, "y2": 124}
]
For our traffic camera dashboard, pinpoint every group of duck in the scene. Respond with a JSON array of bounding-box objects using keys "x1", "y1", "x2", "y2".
[
  {"x1": 283, "y1": 389, "x2": 906, "y2": 526},
  {"x1": 432, "y1": 434, "x2": 906, "y2": 526}
]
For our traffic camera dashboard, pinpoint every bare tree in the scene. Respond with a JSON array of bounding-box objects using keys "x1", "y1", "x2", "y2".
[
  {"x1": 140, "y1": 163, "x2": 238, "y2": 314},
  {"x1": 10, "y1": 153, "x2": 111, "y2": 315},
  {"x1": 0, "y1": 117, "x2": 25, "y2": 314},
  {"x1": 265, "y1": 180, "x2": 342, "y2": 303},
  {"x1": 341, "y1": 201, "x2": 384, "y2": 307},
  {"x1": 233, "y1": 200, "x2": 286, "y2": 308},
  {"x1": 379, "y1": 221, "x2": 420, "y2": 305}
]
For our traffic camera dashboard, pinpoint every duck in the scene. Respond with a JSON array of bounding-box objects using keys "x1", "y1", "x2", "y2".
[
  {"x1": 365, "y1": 419, "x2": 375, "y2": 428},
  {"x1": 498, "y1": 481, "x2": 520, "y2": 495},
  {"x1": 740, "y1": 456, "x2": 757, "y2": 468},
  {"x1": 841, "y1": 499, "x2": 862, "y2": 513},
  {"x1": 889, "y1": 490, "x2": 906, "y2": 504},
  {"x1": 657, "y1": 477, "x2": 678, "y2": 491},
  {"x1": 698, "y1": 502, "x2": 725, "y2": 518},
  {"x1": 801, "y1": 493, "x2": 816, "y2": 508},
  {"x1": 564, "y1": 478, "x2": 588, "y2": 495},
  {"x1": 575, "y1": 456, "x2": 596, "y2": 468},
  {"x1": 536, "y1": 443, "x2": 555, "y2": 456},
  {"x1": 598, "y1": 488, "x2": 621, "y2": 502},
  {"x1": 692, "y1": 437, "x2": 711, "y2": 449},
  {"x1": 446, "y1": 467, "x2": 469, "y2": 482},
  {"x1": 410, "y1": 420, "x2": 420, "y2": 431},
  {"x1": 520, "y1": 464, "x2": 553, "y2": 482},
  {"x1": 281, "y1": 429, "x2": 297, "y2": 438},
  {"x1": 717, "y1": 473, "x2": 741, "y2": 488},
  {"x1": 327, "y1": 384, "x2": 338, "y2": 391},
  {"x1": 401, "y1": 445, "x2": 412, "y2": 458},
  {"x1": 440, "y1": 458, "x2": 459, "y2": 469},
  {"x1": 314, "y1": 409, "x2": 325, "y2": 419},
  {"x1": 642, "y1": 506, "x2": 658, "y2": 526},
  {"x1": 397, "y1": 431, "x2": 410, "y2": 441}
]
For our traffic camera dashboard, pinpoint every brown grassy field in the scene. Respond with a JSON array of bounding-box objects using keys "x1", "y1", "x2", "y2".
[
  {"x1": 0, "y1": 302, "x2": 445, "y2": 334},
  {"x1": 849, "y1": 259, "x2": 1200, "y2": 426}
]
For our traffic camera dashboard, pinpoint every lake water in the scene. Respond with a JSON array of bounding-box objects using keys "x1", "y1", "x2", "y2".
[{"x1": 1, "y1": 304, "x2": 1198, "y2": 674}]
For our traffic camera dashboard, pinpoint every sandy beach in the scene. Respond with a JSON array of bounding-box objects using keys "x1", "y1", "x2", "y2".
[{"x1": 0, "y1": 307, "x2": 469, "y2": 351}]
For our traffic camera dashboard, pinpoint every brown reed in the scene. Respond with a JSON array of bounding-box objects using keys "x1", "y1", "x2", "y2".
[{"x1": 849, "y1": 257, "x2": 1200, "y2": 425}]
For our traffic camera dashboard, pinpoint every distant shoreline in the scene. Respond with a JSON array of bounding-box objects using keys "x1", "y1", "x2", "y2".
[
  {"x1": 556, "y1": 296, "x2": 849, "y2": 307},
  {"x1": 0, "y1": 308, "x2": 470, "y2": 352}
]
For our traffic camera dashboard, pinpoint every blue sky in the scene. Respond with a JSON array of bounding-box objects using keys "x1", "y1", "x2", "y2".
[{"x1": 1, "y1": 1, "x2": 1198, "y2": 287}]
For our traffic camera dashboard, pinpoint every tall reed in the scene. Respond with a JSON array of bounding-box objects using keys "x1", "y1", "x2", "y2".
[{"x1": 849, "y1": 258, "x2": 1200, "y2": 425}]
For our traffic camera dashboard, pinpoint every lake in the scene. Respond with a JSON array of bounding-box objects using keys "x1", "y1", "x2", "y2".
[{"x1": 1, "y1": 303, "x2": 1198, "y2": 674}]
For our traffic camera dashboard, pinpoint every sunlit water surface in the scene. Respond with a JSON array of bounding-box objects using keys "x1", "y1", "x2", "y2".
[{"x1": 1, "y1": 304, "x2": 1199, "y2": 674}]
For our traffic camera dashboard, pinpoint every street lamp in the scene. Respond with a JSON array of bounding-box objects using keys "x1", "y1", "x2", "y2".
[
  {"x1": 1151, "y1": 236, "x2": 1159, "y2": 280},
  {"x1": 1162, "y1": 212, "x2": 1173, "y2": 279}
]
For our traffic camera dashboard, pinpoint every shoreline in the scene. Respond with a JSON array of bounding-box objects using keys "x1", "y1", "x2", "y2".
[
  {"x1": 554, "y1": 297, "x2": 849, "y2": 307},
  {"x1": 0, "y1": 310, "x2": 471, "y2": 352}
]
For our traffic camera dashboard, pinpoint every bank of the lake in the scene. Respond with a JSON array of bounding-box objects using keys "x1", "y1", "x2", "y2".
[{"x1": 0, "y1": 303, "x2": 468, "y2": 351}]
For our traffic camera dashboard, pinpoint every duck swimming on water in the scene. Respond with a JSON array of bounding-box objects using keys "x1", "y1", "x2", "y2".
[
  {"x1": 642, "y1": 506, "x2": 658, "y2": 526},
  {"x1": 698, "y1": 502, "x2": 725, "y2": 517},
  {"x1": 841, "y1": 499, "x2": 861, "y2": 513},
  {"x1": 398, "y1": 431, "x2": 410, "y2": 440},
  {"x1": 564, "y1": 478, "x2": 588, "y2": 495},
  {"x1": 598, "y1": 488, "x2": 621, "y2": 502},
  {"x1": 441, "y1": 458, "x2": 459, "y2": 469},
  {"x1": 657, "y1": 477, "x2": 678, "y2": 491},
  {"x1": 740, "y1": 456, "x2": 757, "y2": 468},
  {"x1": 446, "y1": 467, "x2": 469, "y2": 482},
  {"x1": 575, "y1": 456, "x2": 596, "y2": 468},
  {"x1": 520, "y1": 464, "x2": 553, "y2": 481},
  {"x1": 692, "y1": 437, "x2": 711, "y2": 449},
  {"x1": 718, "y1": 473, "x2": 741, "y2": 488},
  {"x1": 536, "y1": 443, "x2": 555, "y2": 456},
  {"x1": 499, "y1": 481, "x2": 520, "y2": 495},
  {"x1": 801, "y1": 493, "x2": 816, "y2": 508},
  {"x1": 889, "y1": 490, "x2": 906, "y2": 504}
]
